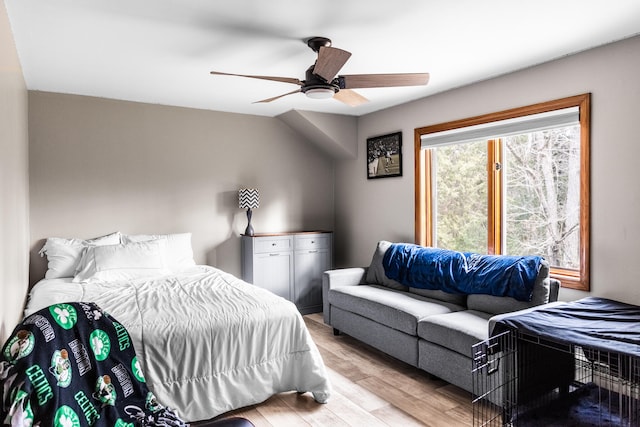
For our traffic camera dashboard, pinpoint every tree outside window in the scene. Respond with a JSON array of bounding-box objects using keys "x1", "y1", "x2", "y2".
[{"x1": 415, "y1": 94, "x2": 590, "y2": 290}]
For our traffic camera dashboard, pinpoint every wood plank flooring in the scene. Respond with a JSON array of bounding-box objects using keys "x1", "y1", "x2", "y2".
[{"x1": 203, "y1": 313, "x2": 473, "y2": 426}]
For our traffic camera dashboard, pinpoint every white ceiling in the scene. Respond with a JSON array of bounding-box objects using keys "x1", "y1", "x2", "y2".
[{"x1": 5, "y1": 0, "x2": 640, "y2": 117}]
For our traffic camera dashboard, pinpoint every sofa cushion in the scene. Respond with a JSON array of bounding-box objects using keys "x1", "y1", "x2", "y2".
[
  {"x1": 331, "y1": 307, "x2": 419, "y2": 367},
  {"x1": 328, "y1": 284, "x2": 465, "y2": 335},
  {"x1": 417, "y1": 310, "x2": 493, "y2": 357},
  {"x1": 466, "y1": 260, "x2": 551, "y2": 314},
  {"x1": 408, "y1": 287, "x2": 467, "y2": 306},
  {"x1": 366, "y1": 240, "x2": 408, "y2": 291}
]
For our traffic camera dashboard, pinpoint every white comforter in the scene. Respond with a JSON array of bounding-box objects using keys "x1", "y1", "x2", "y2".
[{"x1": 25, "y1": 266, "x2": 331, "y2": 422}]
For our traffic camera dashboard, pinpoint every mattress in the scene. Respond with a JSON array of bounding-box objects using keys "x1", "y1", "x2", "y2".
[{"x1": 24, "y1": 265, "x2": 331, "y2": 422}]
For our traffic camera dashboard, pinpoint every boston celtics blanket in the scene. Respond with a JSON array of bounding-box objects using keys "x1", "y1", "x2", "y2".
[{"x1": 0, "y1": 302, "x2": 188, "y2": 427}]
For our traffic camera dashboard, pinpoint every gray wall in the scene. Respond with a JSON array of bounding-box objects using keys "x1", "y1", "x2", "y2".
[
  {"x1": 0, "y1": 0, "x2": 29, "y2": 343},
  {"x1": 336, "y1": 35, "x2": 640, "y2": 305},
  {"x1": 28, "y1": 92, "x2": 335, "y2": 283}
]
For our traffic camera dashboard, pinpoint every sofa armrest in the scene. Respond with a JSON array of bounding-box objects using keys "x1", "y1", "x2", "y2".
[
  {"x1": 323, "y1": 267, "x2": 368, "y2": 288},
  {"x1": 548, "y1": 278, "x2": 560, "y2": 302},
  {"x1": 488, "y1": 301, "x2": 566, "y2": 337},
  {"x1": 486, "y1": 279, "x2": 561, "y2": 336},
  {"x1": 322, "y1": 267, "x2": 367, "y2": 324}
]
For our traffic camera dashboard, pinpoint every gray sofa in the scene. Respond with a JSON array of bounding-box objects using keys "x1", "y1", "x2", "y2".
[{"x1": 322, "y1": 241, "x2": 560, "y2": 393}]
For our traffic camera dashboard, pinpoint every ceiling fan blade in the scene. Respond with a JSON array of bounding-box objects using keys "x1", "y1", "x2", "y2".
[
  {"x1": 252, "y1": 89, "x2": 301, "y2": 104},
  {"x1": 313, "y1": 46, "x2": 352, "y2": 82},
  {"x1": 338, "y1": 73, "x2": 430, "y2": 89},
  {"x1": 333, "y1": 89, "x2": 369, "y2": 107},
  {"x1": 210, "y1": 71, "x2": 302, "y2": 86}
]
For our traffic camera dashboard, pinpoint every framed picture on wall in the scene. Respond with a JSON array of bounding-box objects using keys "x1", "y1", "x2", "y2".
[{"x1": 366, "y1": 131, "x2": 402, "y2": 179}]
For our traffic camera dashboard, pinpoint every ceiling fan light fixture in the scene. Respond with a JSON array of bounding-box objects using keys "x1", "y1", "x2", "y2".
[{"x1": 304, "y1": 87, "x2": 336, "y2": 99}]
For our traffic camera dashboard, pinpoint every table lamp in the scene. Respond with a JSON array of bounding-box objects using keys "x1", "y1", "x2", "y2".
[{"x1": 238, "y1": 188, "x2": 259, "y2": 236}]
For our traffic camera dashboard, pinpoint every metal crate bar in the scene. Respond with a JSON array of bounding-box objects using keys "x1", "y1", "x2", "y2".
[{"x1": 473, "y1": 329, "x2": 640, "y2": 426}]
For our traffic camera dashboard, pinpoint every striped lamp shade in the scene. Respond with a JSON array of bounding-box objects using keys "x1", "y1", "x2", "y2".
[{"x1": 238, "y1": 188, "x2": 259, "y2": 209}]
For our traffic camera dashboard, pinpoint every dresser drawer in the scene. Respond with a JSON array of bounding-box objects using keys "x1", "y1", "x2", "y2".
[
  {"x1": 295, "y1": 235, "x2": 331, "y2": 251},
  {"x1": 254, "y1": 236, "x2": 293, "y2": 253}
]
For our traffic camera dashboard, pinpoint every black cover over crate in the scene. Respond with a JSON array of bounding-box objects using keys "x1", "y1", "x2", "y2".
[{"x1": 472, "y1": 297, "x2": 640, "y2": 426}]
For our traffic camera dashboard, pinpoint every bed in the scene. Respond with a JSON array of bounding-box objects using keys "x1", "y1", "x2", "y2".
[{"x1": 24, "y1": 232, "x2": 331, "y2": 422}]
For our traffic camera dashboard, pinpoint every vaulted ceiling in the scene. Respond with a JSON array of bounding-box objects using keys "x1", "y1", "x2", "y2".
[{"x1": 5, "y1": 1, "x2": 640, "y2": 117}]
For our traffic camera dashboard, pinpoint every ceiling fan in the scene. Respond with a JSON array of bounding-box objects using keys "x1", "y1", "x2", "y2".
[{"x1": 210, "y1": 37, "x2": 430, "y2": 106}]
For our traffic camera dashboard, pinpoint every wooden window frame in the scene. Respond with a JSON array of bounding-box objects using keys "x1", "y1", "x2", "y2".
[{"x1": 414, "y1": 94, "x2": 591, "y2": 291}]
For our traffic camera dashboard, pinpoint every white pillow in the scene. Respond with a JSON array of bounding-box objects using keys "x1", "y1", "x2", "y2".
[
  {"x1": 73, "y1": 240, "x2": 170, "y2": 283},
  {"x1": 39, "y1": 232, "x2": 122, "y2": 279},
  {"x1": 122, "y1": 232, "x2": 195, "y2": 271}
]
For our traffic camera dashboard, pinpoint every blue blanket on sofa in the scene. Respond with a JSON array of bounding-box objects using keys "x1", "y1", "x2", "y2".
[{"x1": 382, "y1": 244, "x2": 542, "y2": 302}]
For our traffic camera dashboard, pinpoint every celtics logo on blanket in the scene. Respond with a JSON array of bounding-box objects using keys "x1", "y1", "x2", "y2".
[
  {"x1": 54, "y1": 405, "x2": 80, "y2": 427},
  {"x1": 49, "y1": 348, "x2": 72, "y2": 387},
  {"x1": 89, "y1": 329, "x2": 111, "y2": 361},
  {"x1": 49, "y1": 304, "x2": 78, "y2": 330},
  {"x1": 93, "y1": 374, "x2": 116, "y2": 406},
  {"x1": 4, "y1": 329, "x2": 34, "y2": 362},
  {"x1": 132, "y1": 356, "x2": 145, "y2": 383}
]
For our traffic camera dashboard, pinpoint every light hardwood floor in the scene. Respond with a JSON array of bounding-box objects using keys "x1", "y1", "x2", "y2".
[{"x1": 208, "y1": 313, "x2": 474, "y2": 426}]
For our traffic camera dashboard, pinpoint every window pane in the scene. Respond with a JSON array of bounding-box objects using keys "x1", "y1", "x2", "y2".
[
  {"x1": 434, "y1": 141, "x2": 488, "y2": 253},
  {"x1": 502, "y1": 125, "x2": 580, "y2": 269}
]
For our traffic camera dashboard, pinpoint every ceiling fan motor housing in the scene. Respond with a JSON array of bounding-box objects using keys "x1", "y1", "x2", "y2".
[{"x1": 302, "y1": 65, "x2": 339, "y2": 95}]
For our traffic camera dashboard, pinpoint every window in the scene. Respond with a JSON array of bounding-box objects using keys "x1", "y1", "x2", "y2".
[{"x1": 414, "y1": 94, "x2": 590, "y2": 290}]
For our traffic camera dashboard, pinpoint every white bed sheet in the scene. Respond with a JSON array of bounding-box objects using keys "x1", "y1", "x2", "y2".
[{"x1": 25, "y1": 265, "x2": 331, "y2": 422}]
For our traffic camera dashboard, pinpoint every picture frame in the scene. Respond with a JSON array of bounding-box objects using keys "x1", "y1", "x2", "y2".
[{"x1": 366, "y1": 131, "x2": 403, "y2": 179}]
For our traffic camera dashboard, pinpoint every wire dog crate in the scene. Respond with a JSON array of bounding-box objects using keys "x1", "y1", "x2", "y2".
[{"x1": 472, "y1": 329, "x2": 640, "y2": 426}]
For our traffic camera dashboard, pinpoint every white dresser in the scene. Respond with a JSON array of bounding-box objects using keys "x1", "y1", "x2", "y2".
[{"x1": 241, "y1": 231, "x2": 332, "y2": 314}]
